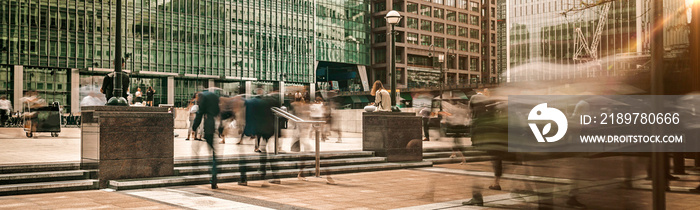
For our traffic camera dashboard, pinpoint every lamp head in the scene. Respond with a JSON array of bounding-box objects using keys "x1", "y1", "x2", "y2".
[
  {"x1": 438, "y1": 54, "x2": 445, "y2": 63},
  {"x1": 385, "y1": 10, "x2": 402, "y2": 25}
]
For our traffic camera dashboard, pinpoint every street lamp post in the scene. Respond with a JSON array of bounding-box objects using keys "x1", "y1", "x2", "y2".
[
  {"x1": 385, "y1": 10, "x2": 402, "y2": 112},
  {"x1": 106, "y1": 0, "x2": 127, "y2": 106}
]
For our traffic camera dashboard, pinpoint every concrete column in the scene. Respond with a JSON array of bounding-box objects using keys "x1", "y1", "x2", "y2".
[
  {"x1": 245, "y1": 81, "x2": 252, "y2": 96},
  {"x1": 208, "y1": 79, "x2": 215, "y2": 89},
  {"x1": 279, "y1": 81, "x2": 285, "y2": 105},
  {"x1": 13, "y1": 65, "x2": 23, "y2": 112},
  {"x1": 70, "y1": 69, "x2": 80, "y2": 114},
  {"x1": 167, "y1": 77, "x2": 174, "y2": 104},
  {"x1": 309, "y1": 83, "x2": 315, "y2": 101}
]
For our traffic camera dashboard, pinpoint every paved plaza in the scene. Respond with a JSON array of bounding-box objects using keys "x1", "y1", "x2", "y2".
[
  {"x1": 1, "y1": 159, "x2": 700, "y2": 209},
  {"x1": 2, "y1": 127, "x2": 700, "y2": 209},
  {"x1": 0, "y1": 127, "x2": 458, "y2": 165}
]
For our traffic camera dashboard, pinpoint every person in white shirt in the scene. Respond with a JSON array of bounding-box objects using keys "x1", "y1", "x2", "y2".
[
  {"x1": 371, "y1": 80, "x2": 391, "y2": 111},
  {"x1": 0, "y1": 96, "x2": 12, "y2": 127},
  {"x1": 134, "y1": 88, "x2": 143, "y2": 104}
]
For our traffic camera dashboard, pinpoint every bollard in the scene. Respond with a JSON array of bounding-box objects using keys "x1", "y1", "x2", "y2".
[{"x1": 315, "y1": 124, "x2": 321, "y2": 177}]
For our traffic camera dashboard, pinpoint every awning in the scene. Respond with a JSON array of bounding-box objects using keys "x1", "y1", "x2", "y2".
[
  {"x1": 400, "y1": 93, "x2": 412, "y2": 101},
  {"x1": 452, "y1": 91, "x2": 468, "y2": 99},
  {"x1": 359, "y1": 95, "x2": 370, "y2": 103},
  {"x1": 345, "y1": 95, "x2": 370, "y2": 104}
]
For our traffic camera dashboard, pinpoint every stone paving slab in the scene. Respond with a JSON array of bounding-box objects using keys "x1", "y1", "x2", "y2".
[{"x1": 1, "y1": 164, "x2": 700, "y2": 209}]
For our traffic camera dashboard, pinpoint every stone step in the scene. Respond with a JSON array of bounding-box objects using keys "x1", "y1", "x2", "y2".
[
  {"x1": 0, "y1": 179, "x2": 98, "y2": 196},
  {"x1": 0, "y1": 163, "x2": 81, "y2": 174},
  {"x1": 0, "y1": 170, "x2": 93, "y2": 185},
  {"x1": 175, "y1": 157, "x2": 387, "y2": 175},
  {"x1": 422, "y1": 146, "x2": 476, "y2": 153},
  {"x1": 109, "y1": 161, "x2": 432, "y2": 191},
  {"x1": 174, "y1": 151, "x2": 375, "y2": 167},
  {"x1": 422, "y1": 151, "x2": 488, "y2": 159},
  {"x1": 424, "y1": 156, "x2": 495, "y2": 165}
]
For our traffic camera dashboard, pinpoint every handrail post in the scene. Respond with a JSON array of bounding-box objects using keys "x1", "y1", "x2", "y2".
[
  {"x1": 274, "y1": 115, "x2": 279, "y2": 155},
  {"x1": 315, "y1": 124, "x2": 321, "y2": 177}
]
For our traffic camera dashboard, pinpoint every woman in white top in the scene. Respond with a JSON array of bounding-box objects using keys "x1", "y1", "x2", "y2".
[
  {"x1": 134, "y1": 88, "x2": 143, "y2": 104},
  {"x1": 370, "y1": 80, "x2": 391, "y2": 111}
]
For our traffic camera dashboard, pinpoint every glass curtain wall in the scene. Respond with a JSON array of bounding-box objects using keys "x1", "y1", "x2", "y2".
[
  {"x1": 0, "y1": 66, "x2": 12, "y2": 101},
  {"x1": 508, "y1": 0, "x2": 640, "y2": 82},
  {"x1": 316, "y1": 0, "x2": 371, "y2": 65},
  {"x1": 23, "y1": 67, "x2": 69, "y2": 111},
  {"x1": 0, "y1": 0, "x2": 315, "y2": 82}
]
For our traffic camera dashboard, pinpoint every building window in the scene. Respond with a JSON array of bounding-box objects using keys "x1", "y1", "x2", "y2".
[
  {"x1": 408, "y1": 54, "x2": 433, "y2": 68},
  {"x1": 421, "y1": 20, "x2": 432, "y2": 31},
  {"x1": 407, "y1": 18, "x2": 418, "y2": 29},
  {"x1": 470, "y1": 29, "x2": 479, "y2": 39},
  {"x1": 459, "y1": 27, "x2": 468, "y2": 38},
  {"x1": 446, "y1": 10, "x2": 456, "y2": 21},
  {"x1": 447, "y1": 39, "x2": 456, "y2": 49},
  {"x1": 470, "y1": 58, "x2": 478, "y2": 71},
  {"x1": 375, "y1": 33, "x2": 387, "y2": 43},
  {"x1": 447, "y1": 25, "x2": 456, "y2": 35},
  {"x1": 421, "y1": 35, "x2": 432, "y2": 46},
  {"x1": 434, "y1": 22, "x2": 445, "y2": 33},
  {"x1": 470, "y1": 1, "x2": 479, "y2": 12},
  {"x1": 470, "y1": 42, "x2": 479, "y2": 53},
  {"x1": 421, "y1": 5, "x2": 431, "y2": 16},
  {"x1": 459, "y1": 13, "x2": 468, "y2": 24},
  {"x1": 374, "y1": 2, "x2": 387, "y2": 11},
  {"x1": 458, "y1": 0, "x2": 468, "y2": 9},
  {"x1": 374, "y1": 48, "x2": 386, "y2": 64},
  {"x1": 470, "y1": 15, "x2": 479, "y2": 25},
  {"x1": 491, "y1": 47, "x2": 495, "y2": 56},
  {"x1": 491, "y1": 7, "x2": 495, "y2": 17},
  {"x1": 491, "y1": 33, "x2": 495, "y2": 43},
  {"x1": 407, "y1": 3, "x2": 418, "y2": 14},
  {"x1": 491, "y1": 59, "x2": 496, "y2": 73},
  {"x1": 435, "y1": 37, "x2": 445, "y2": 48},
  {"x1": 407, "y1": 33, "x2": 419, "y2": 45},
  {"x1": 491, "y1": 21, "x2": 495, "y2": 30},
  {"x1": 459, "y1": 41, "x2": 468, "y2": 51},
  {"x1": 375, "y1": 17, "x2": 386, "y2": 27},
  {"x1": 446, "y1": 0, "x2": 456, "y2": 7},
  {"x1": 434, "y1": 8, "x2": 444, "y2": 19},
  {"x1": 435, "y1": 0, "x2": 444, "y2": 4}
]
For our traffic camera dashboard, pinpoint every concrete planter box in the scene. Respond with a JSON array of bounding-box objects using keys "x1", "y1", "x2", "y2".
[{"x1": 362, "y1": 112, "x2": 422, "y2": 162}]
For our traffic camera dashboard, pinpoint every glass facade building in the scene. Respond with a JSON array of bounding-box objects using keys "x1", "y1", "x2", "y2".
[
  {"x1": 315, "y1": 0, "x2": 371, "y2": 92},
  {"x1": 506, "y1": 0, "x2": 644, "y2": 82},
  {"x1": 316, "y1": 0, "x2": 370, "y2": 66},
  {"x1": 0, "y1": 0, "x2": 324, "y2": 111}
]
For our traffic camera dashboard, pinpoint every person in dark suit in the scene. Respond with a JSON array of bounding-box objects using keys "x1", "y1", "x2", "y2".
[
  {"x1": 241, "y1": 93, "x2": 281, "y2": 186},
  {"x1": 100, "y1": 72, "x2": 130, "y2": 100},
  {"x1": 192, "y1": 88, "x2": 220, "y2": 189}
]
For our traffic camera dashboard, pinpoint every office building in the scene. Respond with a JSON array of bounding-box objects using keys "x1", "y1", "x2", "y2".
[
  {"x1": 370, "y1": 0, "x2": 497, "y2": 89},
  {"x1": 1, "y1": 0, "x2": 372, "y2": 113}
]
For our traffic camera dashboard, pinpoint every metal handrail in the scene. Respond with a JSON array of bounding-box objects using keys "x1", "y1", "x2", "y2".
[{"x1": 271, "y1": 107, "x2": 325, "y2": 177}]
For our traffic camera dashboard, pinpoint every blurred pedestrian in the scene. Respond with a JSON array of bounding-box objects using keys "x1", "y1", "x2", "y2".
[
  {"x1": 308, "y1": 96, "x2": 327, "y2": 141},
  {"x1": 186, "y1": 93, "x2": 201, "y2": 141},
  {"x1": 191, "y1": 88, "x2": 220, "y2": 189},
  {"x1": 290, "y1": 100, "x2": 311, "y2": 152},
  {"x1": 0, "y1": 96, "x2": 11, "y2": 127},
  {"x1": 100, "y1": 72, "x2": 130, "y2": 101},
  {"x1": 241, "y1": 93, "x2": 281, "y2": 186},
  {"x1": 146, "y1": 86, "x2": 155, "y2": 106},
  {"x1": 134, "y1": 88, "x2": 143, "y2": 105},
  {"x1": 419, "y1": 106, "x2": 432, "y2": 141},
  {"x1": 294, "y1": 91, "x2": 303, "y2": 102},
  {"x1": 325, "y1": 92, "x2": 342, "y2": 143},
  {"x1": 371, "y1": 80, "x2": 391, "y2": 111}
]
